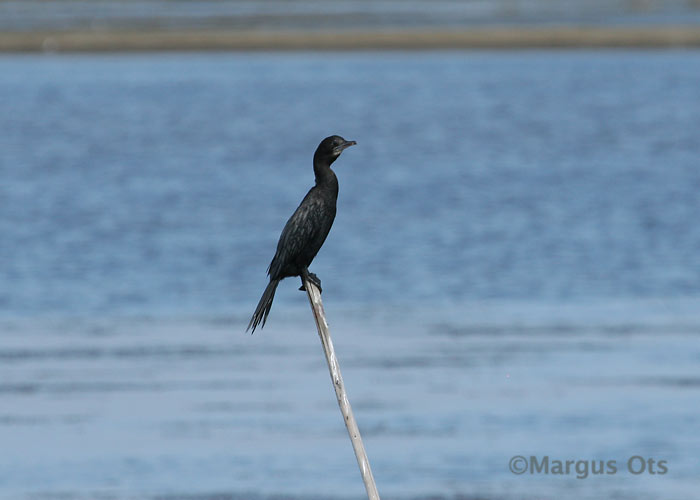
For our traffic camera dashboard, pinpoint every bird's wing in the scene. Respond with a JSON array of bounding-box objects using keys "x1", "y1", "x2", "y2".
[{"x1": 267, "y1": 191, "x2": 325, "y2": 278}]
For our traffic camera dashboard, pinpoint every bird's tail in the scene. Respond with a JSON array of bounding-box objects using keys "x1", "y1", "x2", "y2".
[{"x1": 247, "y1": 279, "x2": 279, "y2": 333}]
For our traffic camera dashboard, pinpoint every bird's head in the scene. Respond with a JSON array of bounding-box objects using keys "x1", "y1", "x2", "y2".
[{"x1": 314, "y1": 135, "x2": 356, "y2": 165}]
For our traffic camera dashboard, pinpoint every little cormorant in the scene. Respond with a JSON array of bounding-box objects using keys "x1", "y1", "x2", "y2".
[{"x1": 247, "y1": 135, "x2": 356, "y2": 332}]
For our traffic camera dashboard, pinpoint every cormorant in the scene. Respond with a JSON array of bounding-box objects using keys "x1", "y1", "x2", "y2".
[{"x1": 247, "y1": 135, "x2": 356, "y2": 332}]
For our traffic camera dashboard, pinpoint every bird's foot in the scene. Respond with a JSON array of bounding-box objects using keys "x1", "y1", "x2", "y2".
[{"x1": 299, "y1": 272, "x2": 322, "y2": 293}]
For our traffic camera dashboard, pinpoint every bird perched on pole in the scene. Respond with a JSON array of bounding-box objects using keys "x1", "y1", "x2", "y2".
[{"x1": 247, "y1": 135, "x2": 356, "y2": 333}]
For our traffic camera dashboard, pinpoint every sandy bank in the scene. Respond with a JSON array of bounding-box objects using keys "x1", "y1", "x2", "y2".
[{"x1": 2, "y1": 26, "x2": 700, "y2": 52}]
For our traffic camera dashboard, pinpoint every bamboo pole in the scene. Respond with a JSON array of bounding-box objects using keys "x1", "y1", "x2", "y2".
[{"x1": 303, "y1": 278, "x2": 380, "y2": 500}]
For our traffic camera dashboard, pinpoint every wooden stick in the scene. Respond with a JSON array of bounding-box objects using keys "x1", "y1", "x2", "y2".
[{"x1": 303, "y1": 278, "x2": 380, "y2": 500}]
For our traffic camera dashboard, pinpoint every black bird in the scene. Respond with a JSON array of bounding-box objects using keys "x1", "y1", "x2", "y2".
[{"x1": 247, "y1": 135, "x2": 356, "y2": 332}]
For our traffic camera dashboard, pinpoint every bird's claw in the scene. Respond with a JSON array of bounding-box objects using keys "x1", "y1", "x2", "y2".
[{"x1": 299, "y1": 272, "x2": 322, "y2": 293}]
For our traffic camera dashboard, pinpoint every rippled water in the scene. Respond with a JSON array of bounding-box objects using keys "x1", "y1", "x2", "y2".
[
  {"x1": 2, "y1": 52, "x2": 700, "y2": 315},
  {"x1": 1, "y1": 51, "x2": 699, "y2": 499}
]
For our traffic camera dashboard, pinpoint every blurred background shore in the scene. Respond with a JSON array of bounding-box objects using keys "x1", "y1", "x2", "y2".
[{"x1": 1, "y1": 0, "x2": 700, "y2": 51}]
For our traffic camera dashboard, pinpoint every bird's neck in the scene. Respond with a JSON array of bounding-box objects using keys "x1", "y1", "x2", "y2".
[{"x1": 313, "y1": 160, "x2": 339, "y2": 194}]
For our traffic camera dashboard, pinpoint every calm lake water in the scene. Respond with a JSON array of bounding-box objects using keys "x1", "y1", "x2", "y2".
[{"x1": 1, "y1": 51, "x2": 700, "y2": 500}]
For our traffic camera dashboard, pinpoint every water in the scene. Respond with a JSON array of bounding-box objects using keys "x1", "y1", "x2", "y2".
[
  {"x1": 2, "y1": 52, "x2": 700, "y2": 315},
  {"x1": 1, "y1": 51, "x2": 700, "y2": 499}
]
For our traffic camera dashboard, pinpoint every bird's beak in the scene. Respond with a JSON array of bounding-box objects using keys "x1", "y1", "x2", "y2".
[{"x1": 334, "y1": 140, "x2": 357, "y2": 154}]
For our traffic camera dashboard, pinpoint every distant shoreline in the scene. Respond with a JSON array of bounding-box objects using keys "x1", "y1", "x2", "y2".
[{"x1": 2, "y1": 26, "x2": 700, "y2": 52}]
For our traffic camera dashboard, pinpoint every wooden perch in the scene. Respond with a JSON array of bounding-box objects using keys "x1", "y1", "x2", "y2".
[{"x1": 303, "y1": 278, "x2": 380, "y2": 500}]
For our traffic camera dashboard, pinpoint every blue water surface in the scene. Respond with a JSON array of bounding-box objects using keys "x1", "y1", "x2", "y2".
[
  {"x1": 1, "y1": 51, "x2": 700, "y2": 317},
  {"x1": 1, "y1": 51, "x2": 699, "y2": 500}
]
